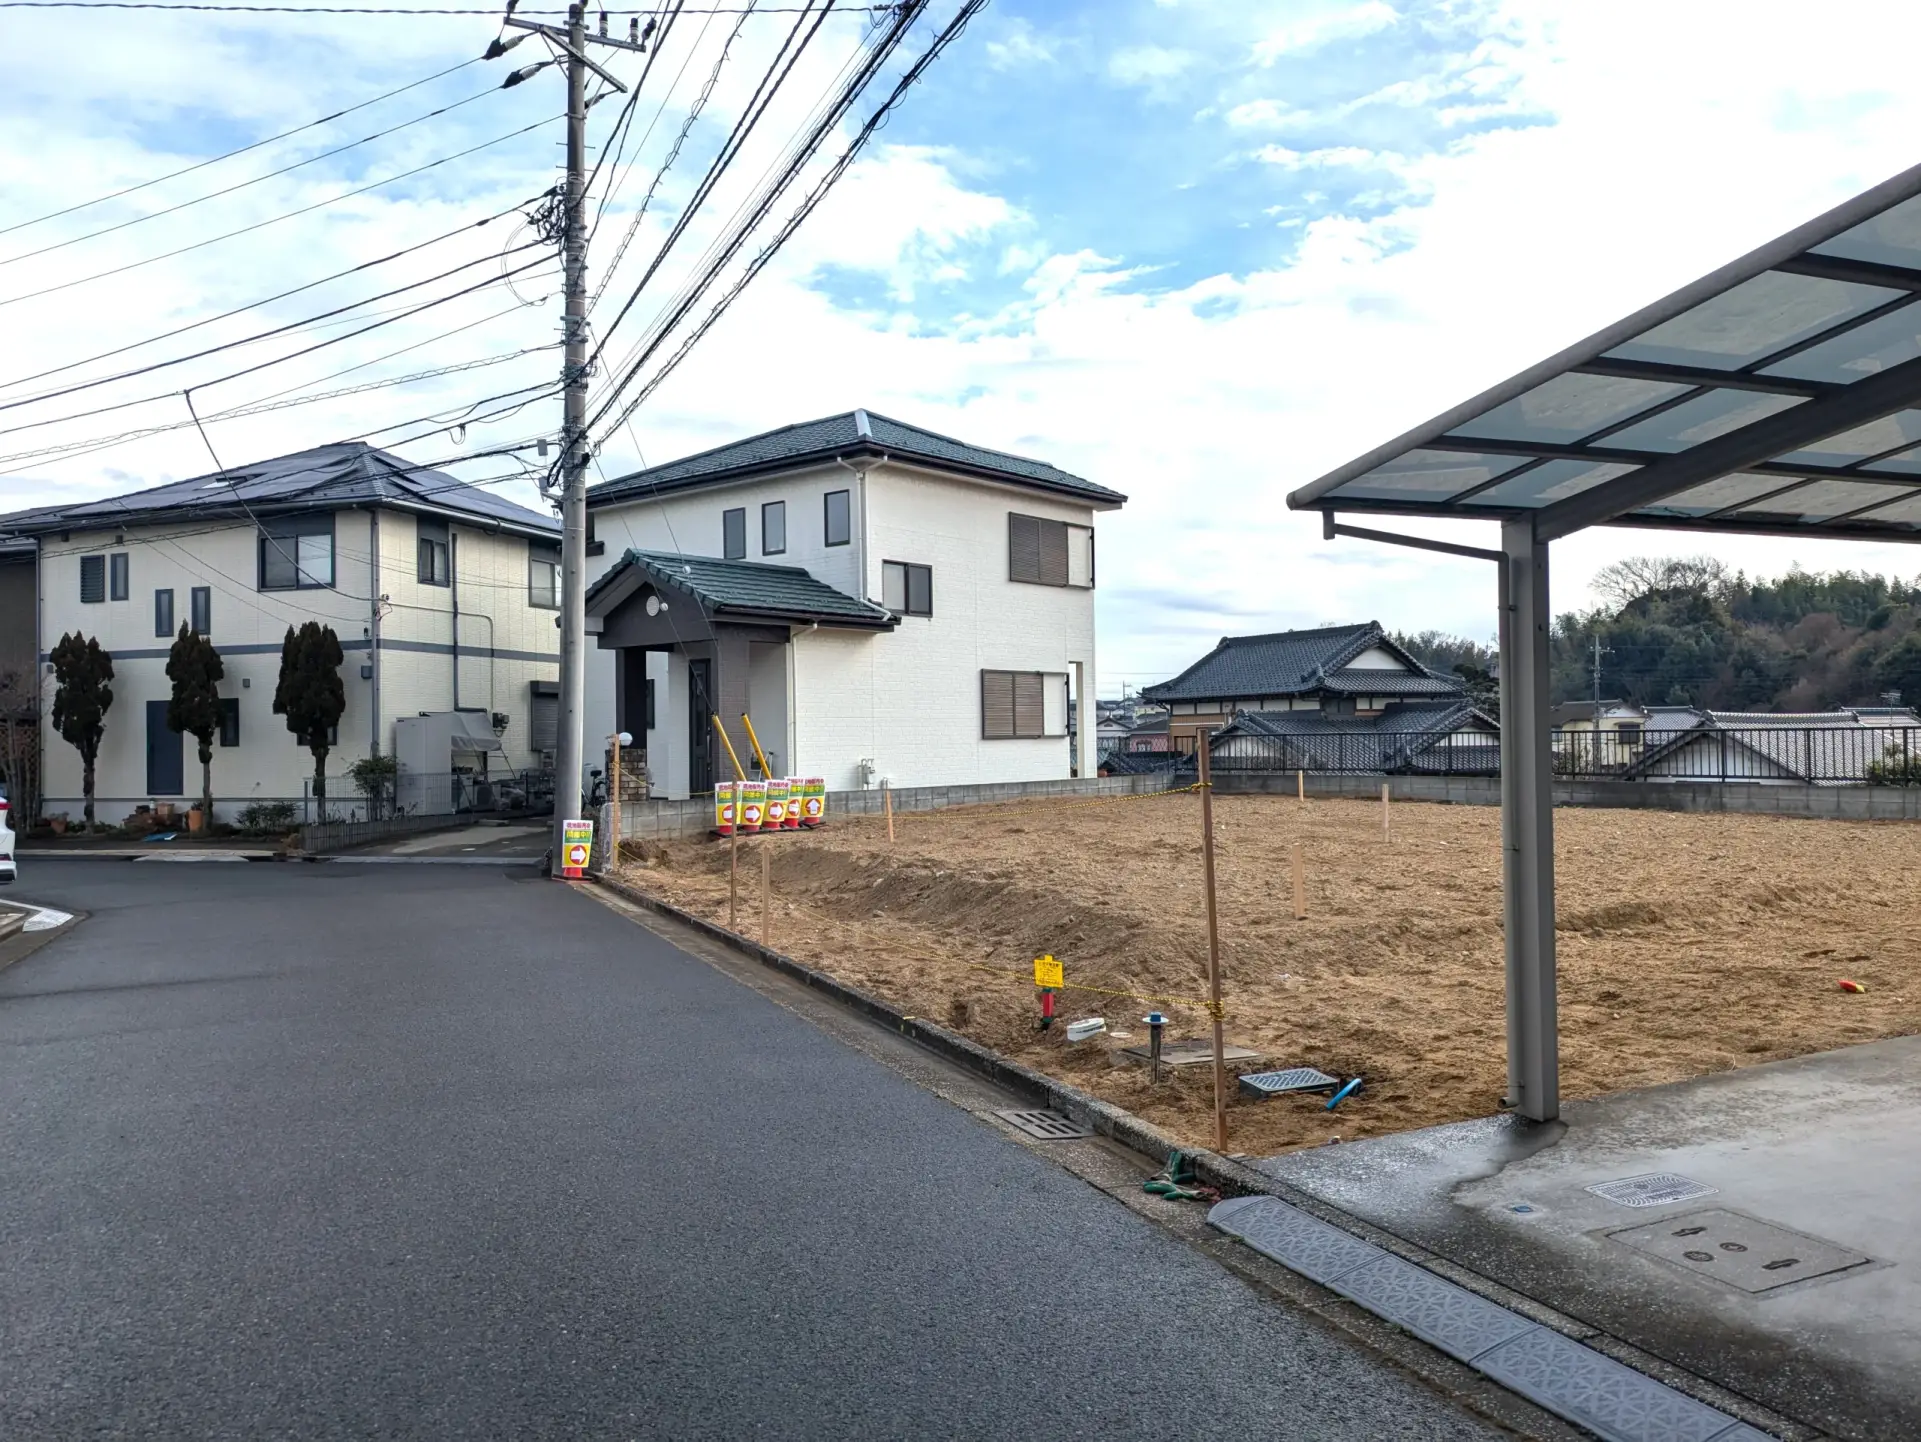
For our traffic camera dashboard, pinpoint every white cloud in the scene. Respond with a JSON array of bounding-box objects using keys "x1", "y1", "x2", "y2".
[
  {"x1": 982, "y1": 17, "x2": 1055, "y2": 69},
  {"x1": 17, "y1": 0, "x2": 1921, "y2": 699},
  {"x1": 1107, "y1": 45, "x2": 1197, "y2": 88},
  {"x1": 1251, "y1": 2, "x2": 1401, "y2": 65}
]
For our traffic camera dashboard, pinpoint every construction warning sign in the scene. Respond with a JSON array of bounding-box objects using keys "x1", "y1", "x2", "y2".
[
  {"x1": 1033, "y1": 953, "x2": 1063, "y2": 989},
  {"x1": 561, "y1": 818, "x2": 594, "y2": 878}
]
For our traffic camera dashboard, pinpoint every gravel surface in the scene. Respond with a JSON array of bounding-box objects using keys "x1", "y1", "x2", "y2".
[{"x1": 0, "y1": 860, "x2": 1500, "y2": 1441}]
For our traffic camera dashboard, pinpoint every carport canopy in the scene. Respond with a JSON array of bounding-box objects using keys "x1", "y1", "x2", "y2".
[{"x1": 1288, "y1": 160, "x2": 1921, "y2": 1124}]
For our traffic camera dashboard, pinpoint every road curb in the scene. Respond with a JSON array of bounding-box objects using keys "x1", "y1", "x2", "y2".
[{"x1": 594, "y1": 870, "x2": 1805, "y2": 1442}]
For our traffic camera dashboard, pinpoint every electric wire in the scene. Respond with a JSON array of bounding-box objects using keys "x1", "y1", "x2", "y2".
[
  {"x1": 0, "y1": 192, "x2": 546, "y2": 395},
  {"x1": 0, "y1": 56, "x2": 482, "y2": 239},
  {"x1": 0, "y1": 113, "x2": 560, "y2": 311},
  {"x1": 587, "y1": 0, "x2": 935, "y2": 437},
  {"x1": 591, "y1": 1, "x2": 886, "y2": 395},
  {"x1": 586, "y1": 0, "x2": 740, "y2": 308},
  {"x1": 0, "y1": 85, "x2": 505, "y2": 270},
  {"x1": 583, "y1": 0, "x2": 827, "y2": 369},
  {"x1": 0, "y1": 237, "x2": 549, "y2": 416},
  {"x1": 0, "y1": 253, "x2": 554, "y2": 439}
]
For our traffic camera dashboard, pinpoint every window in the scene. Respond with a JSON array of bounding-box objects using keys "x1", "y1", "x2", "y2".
[
  {"x1": 981, "y1": 670, "x2": 1050, "y2": 739},
  {"x1": 1008, "y1": 513, "x2": 1094, "y2": 588},
  {"x1": 882, "y1": 560, "x2": 932, "y2": 616},
  {"x1": 529, "y1": 548, "x2": 559, "y2": 608},
  {"x1": 723, "y1": 507, "x2": 747, "y2": 560},
  {"x1": 1617, "y1": 723, "x2": 1644, "y2": 747},
  {"x1": 586, "y1": 511, "x2": 604, "y2": 557},
  {"x1": 824, "y1": 488, "x2": 851, "y2": 546},
  {"x1": 762, "y1": 500, "x2": 786, "y2": 555},
  {"x1": 109, "y1": 552, "x2": 129, "y2": 601},
  {"x1": 417, "y1": 518, "x2": 449, "y2": 587},
  {"x1": 154, "y1": 588, "x2": 174, "y2": 637},
  {"x1": 218, "y1": 697, "x2": 240, "y2": 748},
  {"x1": 259, "y1": 514, "x2": 334, "y2": 590},
  {"x1": 190, "y1": 586, "x2": 211, "y2": 636},
  {"x1": 79, "y1": 554, "x2": 105, "y2": 604}
]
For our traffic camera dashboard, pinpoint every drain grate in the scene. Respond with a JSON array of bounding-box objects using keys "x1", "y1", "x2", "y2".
[
  {"x1": 992, "y1": 1108, "x2": 1091, "y2": 1141},
  {"x1": 1239, "y1": 1067, "x2": 1340, "y2": 1099},
  {"x1": 1610, "y1": 1208, "x2": 1872, "y2": 1294},
  {"x1": 1585, "y1": 1172, "x2": 1719, "y2": 1209}
]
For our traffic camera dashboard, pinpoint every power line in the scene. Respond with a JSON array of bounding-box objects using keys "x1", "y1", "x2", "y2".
[
  {"x1": 0, "y1": 237, "x2": 548, "y2": 417},
  {"x1": 589, "y1": 0, "x2": 940, "y2": 437},
  {"x1": 0, "y1": 192, "x2": 544, "y2": 395},
  {"x1": 0, "y1": 85, "x2": 502, "y2": 269},
  {"x1": 584, "y1": 0, "x2": 832, "y2": 372},
  {"x1": 0, "y1": 253, "x2": 554, "y2": 439},
  {"x1": 0, "y1": 57, "x2": 481, "y2": 239},
  {"x1": 587, "y1": 1, "x2": 741, "y2": 308},
  {"x1": 0, "y1": 113, "x2": 559, "y2": 311},
  {"x1": 0, "y1": 2, "x2": 893, "y2": 9}
]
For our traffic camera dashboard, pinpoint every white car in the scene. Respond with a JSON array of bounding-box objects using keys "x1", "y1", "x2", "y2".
[{"x1": 0, "y1": 784, "x2": 14, "y2": 885}]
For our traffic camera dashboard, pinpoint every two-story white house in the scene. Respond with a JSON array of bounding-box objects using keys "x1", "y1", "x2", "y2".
[
  {"x1": 3, "y1": 441, "x2": 562, "y2": 823},
  {"x1": 583, "y1": 410, "x2": 1124, "y2": 797}
]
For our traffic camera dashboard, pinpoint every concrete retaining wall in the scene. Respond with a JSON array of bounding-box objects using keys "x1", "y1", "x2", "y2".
[
  {"x1": 298, "y1": 812, "x2": 472, "y2": 855},
  {"x1": 619, "y1": 772, "x2": 1176, "y2": 842},
  {"x1": 1217, "y1": 770, "x2": 1921, "y2": 820}
]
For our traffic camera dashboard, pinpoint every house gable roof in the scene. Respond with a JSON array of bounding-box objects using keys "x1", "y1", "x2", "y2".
[
  {"x1": 587, "y1": 409, "x2": 1125, "y2": 509},
  {"x1": 1142, "y1": 621, "x2": 1458, "y2": 703},
  {"x1": 585, "y1": 548, "x2": 897, "y2": 629},
  {"x1": 1214, "y1": 700, "x2": 1498, "y2": 772},
  {"x1": 0, "y1": 442, "x2": 558, "y2": 541}
]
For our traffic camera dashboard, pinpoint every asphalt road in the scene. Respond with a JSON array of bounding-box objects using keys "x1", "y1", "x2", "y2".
[{"x1": 0, "y1": 861, "x2": 1503, "y2": 1440}]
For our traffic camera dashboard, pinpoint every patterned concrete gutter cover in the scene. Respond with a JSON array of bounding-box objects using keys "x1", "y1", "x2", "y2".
[{"x1": 1210, "y1": 1195, "x2": 1773, "y2": 1442}]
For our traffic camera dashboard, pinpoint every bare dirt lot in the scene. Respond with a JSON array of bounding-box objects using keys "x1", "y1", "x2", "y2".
[{"x1": 613, "y1": 793, "x2": 1921, "y2": 1156}]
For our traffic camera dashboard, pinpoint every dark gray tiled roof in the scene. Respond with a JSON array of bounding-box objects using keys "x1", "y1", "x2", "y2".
[
  {"x1": 586, "y1": 549, "x2": 895, "y2": 628},
  {"x1": 1212, "y1": 702, "x2": 1498, "y2": 773},
  {"x1": 1144, "y1": 622, "x2": 1454, "y2": 703},
  {"x1": 589, "y1": 409, "x2": 1125, "y2": 507},
  {"x1": 0, "y1": 442, "x2": 558, "y2": 540}
]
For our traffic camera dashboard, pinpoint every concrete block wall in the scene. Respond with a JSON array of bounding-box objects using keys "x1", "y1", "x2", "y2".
[
  {"x1": 1213, "y1": 770, "x2": 1921, "y2": 821},
  {"x1": 618, "y1": 771, "x2": 1174, "y2": 842}
]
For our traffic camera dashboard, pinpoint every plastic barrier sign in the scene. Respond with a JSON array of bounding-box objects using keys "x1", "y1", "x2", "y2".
[
  {"x1": 562, "y1": 818, "x2": 593, "y2": 878},
  {"x1": 1033, "y1": 953, "x2": 1063, "y2": 989}
]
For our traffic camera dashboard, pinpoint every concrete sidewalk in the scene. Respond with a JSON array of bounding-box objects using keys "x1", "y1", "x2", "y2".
[{"x1": 1251, "y1": 1037, "x2": 1921, "y2": 1440}]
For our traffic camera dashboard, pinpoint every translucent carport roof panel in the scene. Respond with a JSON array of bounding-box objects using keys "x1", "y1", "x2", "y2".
[{"x1": 1292, "y1": 159, "x2": 1921, "y2": 542}]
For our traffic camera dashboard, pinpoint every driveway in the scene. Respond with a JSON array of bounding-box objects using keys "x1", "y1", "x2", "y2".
[{"x1": 0, "y1": 862, "x2": 1502, "y2": 1440}]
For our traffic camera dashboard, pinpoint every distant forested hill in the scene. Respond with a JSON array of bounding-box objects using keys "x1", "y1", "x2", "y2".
[{"x1": 1396, "y1": 557, "x2": 1921, "y2": 713}]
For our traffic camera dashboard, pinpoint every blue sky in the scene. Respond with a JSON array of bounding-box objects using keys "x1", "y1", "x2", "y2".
[{"x1": 7, "y1": 1, "x2": 1921, "y2": 693}]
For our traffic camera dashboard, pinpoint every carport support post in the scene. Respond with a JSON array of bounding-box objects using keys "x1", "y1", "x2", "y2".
[{"x1": 1499, "y1": 517, "x2": 1558, "y2": 1122}]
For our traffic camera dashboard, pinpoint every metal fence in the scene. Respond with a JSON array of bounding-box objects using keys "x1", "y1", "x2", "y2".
[
  {"x1": 1205, "y1": 725, "x2": 1921, "y2": 786},
  {"x1": 301, "y1": 768, "x2": 554, "y2": 824}
]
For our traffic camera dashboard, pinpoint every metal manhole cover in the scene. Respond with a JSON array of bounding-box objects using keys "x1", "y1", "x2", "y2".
[
  {"x1": 1609, "y1": 1208, "x2": 1872, "y2": 1294},
  {"x1": 1239, "y1": 1067, "x2": 1340, "y2": 1099},
  {"x1": 1585, "y1": 1173, "x2": 1718, "y2": 1208},
  {"x1": 992, "y1": 1108, "x2": 1091, "y2": 1141}
]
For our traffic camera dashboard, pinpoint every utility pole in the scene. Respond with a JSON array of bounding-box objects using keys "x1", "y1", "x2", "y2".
[{"x1": 491, "y1": 2, "x2": 640, "y2": 877}]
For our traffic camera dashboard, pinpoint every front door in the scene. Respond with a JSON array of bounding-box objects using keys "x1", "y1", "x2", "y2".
[
  {"x1": 146, "y1": 700, "x2": 183, "y2": 796},
  {"x1": 687, "y1": 658, "x2": 714, "y2": 794}
]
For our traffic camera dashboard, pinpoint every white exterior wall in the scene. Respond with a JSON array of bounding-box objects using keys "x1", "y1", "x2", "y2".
[
  {"x1": 589, "y1": 457, "x2": 1103, "y2": 794},
  {"x1": 36, "y1": 507, "x2": 558, "y2": 822},
  {"x1": 800, "y1": 460, "x2": 1096, "y2": 789}
]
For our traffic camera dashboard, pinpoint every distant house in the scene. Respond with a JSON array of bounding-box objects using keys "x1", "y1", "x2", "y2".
[
  {"x1": 1, "y1": 442, "x2": 561, "y2": 822},
  {"x1": 1124, "y1": 713, "x2": 1170, "y2": 753},
  {"x1": 1212, "y1": 702, "x2": 1500, "y2": 775},
  {"x1": 583, "y1": 409, "x2": 1125, "y2": 798},
  {"x1": 1621, "y1": 707, "x2": 1921, "y2": 785},
  {"x1": 1141, "y1": 621, "x2": 1467, "y2": 753}
]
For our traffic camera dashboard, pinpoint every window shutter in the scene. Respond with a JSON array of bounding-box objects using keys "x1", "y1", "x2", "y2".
[
  {"x1": 981, "y1": 670, "x2": 1015, "y2": 738},
  {"x1": 79, "y1": 554, "x2": 105, "y2": 603},
  {"x1": 1008, "y1": 513, "x2": 1041, "y2": 583},
  {"x1": 1039, "y1": 519, "x2": 1069, "y2": 586},
  {"x1": 1014, "y1": 672, "x2": 1045, "y2": 737}
]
